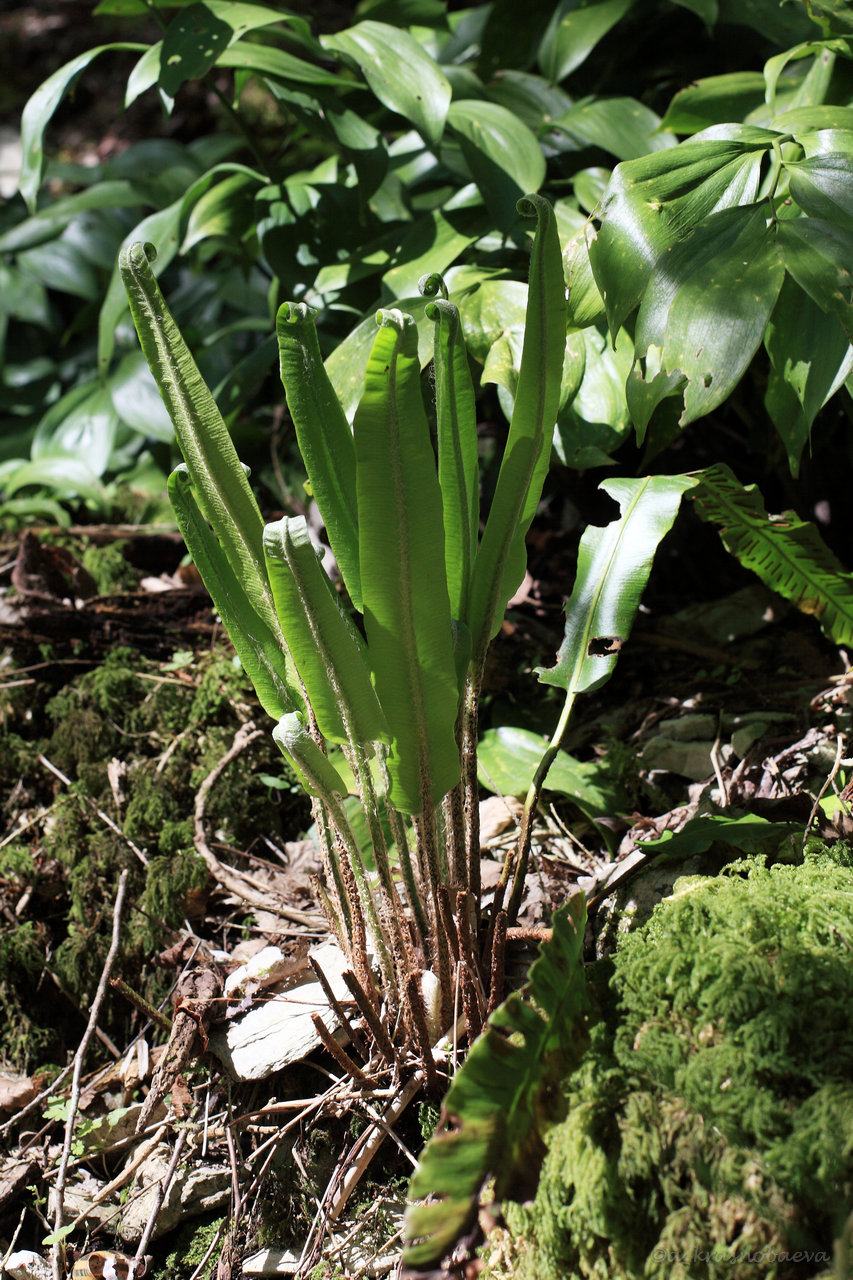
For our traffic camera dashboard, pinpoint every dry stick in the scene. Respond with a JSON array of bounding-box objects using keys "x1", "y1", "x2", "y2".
[
  {"x1": 110, "y1": 977, "x2": 173, "y2": 1033},
  {"x1": 311, "y1": 1014, "x2": 369, "y2": 1084},
  {"x1": 309, "y1": 955, "x2": 368, "y2": 1059},
  {"x1": 131, "y1": 1126, "x2": 188, "y2": 1278},
  {"x1": 806, "y1": 731, "x2": 845, "y2": 835},
  {"x1": 51, "y1": 869, "x2": 129, "y2": 1280},
  {"x1": 325, "y1": 1073, "x2": 423, "y2": 1225},
  {"x1": 342, "y1": 971, "x2": 397, "y2": 1067},
  {"x1": 38, "y1": 754, "x2": 149, "y2": 867},
  {"x1": 404, "y1": 974, "x2": 440, "y2": 1094},
  {"x1": 486, "y1": 910, "x2": 507, "y2": 1018},
  {"x1": 193, "y1": 722, "x2": 324, "y2": 927},
  {"x1": 62, "y1": 1122, "x2": 171, "y2": 1231}
]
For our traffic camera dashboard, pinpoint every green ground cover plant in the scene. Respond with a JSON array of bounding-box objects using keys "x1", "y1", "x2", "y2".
[{"x1": 494, "y1": 849, "x2": 853, "y2": 1280}]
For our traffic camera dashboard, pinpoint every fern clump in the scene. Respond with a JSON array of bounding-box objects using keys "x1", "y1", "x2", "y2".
[{"x1": 503, "y1": 855, "x2": 853, "y2": 1280}]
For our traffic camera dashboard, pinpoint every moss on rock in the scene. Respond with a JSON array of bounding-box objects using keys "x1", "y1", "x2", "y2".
[{"x1": 501, "y1": 852, "x2": 853, "y2": 1280}]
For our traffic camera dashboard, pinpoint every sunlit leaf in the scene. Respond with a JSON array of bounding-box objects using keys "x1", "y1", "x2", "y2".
[
  {"x1": 630, "y1": 205, "x2": 784, "y2": 428},
  {"x1": 589, "y1": 126, "x2": 773, "y2": 335},
  {"x1": 321, "y1": 21, "x2": 451, "y2": 145},
  {"x1": 539, "y1": 0, "x2": 637, "y2": 82},
  {"x1": 446, "y1": 101, "x2": 545, "y2": 231},
  {"x1": 277, "y1": 303, "x2": 361, "y2": 609},
  {"x1": 19, "y1": 43, "x2": 146, "y2": 210},
  {"x1": 354, "y1": 310, "x2": 460, "y2": 813},
  {"x1": 552, "y1": 97, "x2": 675, "y2": 160},
  {"x1": 539, "y1": 475, "x2": 698, "y2": 696},
  {"x1": 263, "y1": 516, "x2": 389, "y2": 744}
]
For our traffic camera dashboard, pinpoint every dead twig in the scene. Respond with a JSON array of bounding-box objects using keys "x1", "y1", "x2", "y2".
[
  {"x1": 132, "y1": 1126, "x2": 189, "y2": 1277},
  {"x1": 805, "y1": 731, "x2": 846, "y2": 835},
  {"x1": 38, "y1": 754, "x2": 149, "y2": 867},
  {"x1": 51, "y1": 869, "x2": 129, "y2": 1280},
  {"x1": 193, "y1": 723, "x2": 324, "y2": 927}
]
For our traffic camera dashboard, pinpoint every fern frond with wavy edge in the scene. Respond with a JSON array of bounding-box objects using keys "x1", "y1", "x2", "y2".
[
  {"x1": 692, "y1": 462, "x2": 853, "y2": 645},
  {"x1": 403, "y1": 894, "x2": 592, "y2": 1270}
]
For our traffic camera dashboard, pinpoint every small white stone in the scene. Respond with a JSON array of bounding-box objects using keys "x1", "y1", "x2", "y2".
[{"x1": 5, "y1": 1251, "x2": 52, "y2": 1280}]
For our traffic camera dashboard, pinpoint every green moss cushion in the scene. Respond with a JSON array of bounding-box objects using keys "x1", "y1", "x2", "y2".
[{"x1": 504, "y1": 855, "x2": 853, "y2": 1280}]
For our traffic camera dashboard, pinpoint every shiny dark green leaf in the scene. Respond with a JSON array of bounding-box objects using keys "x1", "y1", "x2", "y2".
[
  {"x1": 660, "y1": 72, "x2": 766, "y2": 134},
  {"x1": 589, "y1": 126, "x2": 773, "y2": 335},
  {"x1": 631, "y1": 205, "x2": 784, "y2": 427},
  {"x1": 446, "y1": 100, "x2": 545, "y2": 230},
  {"x1": 539, "y1": 0, "x2": 637, "y2": 82},
  {"x1": 321, "y1": 21, "x2": 451, "y2": 145}
]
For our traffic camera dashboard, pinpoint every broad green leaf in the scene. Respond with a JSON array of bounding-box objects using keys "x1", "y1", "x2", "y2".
[
  {"x1": 98, "y1": 200, "x2": 183, "y2": 372},
  {"x1": 458, "y1": 280, "x2": 528, "y2": 364},
  {"x1": 692, "y1": 463, "x2": 853, "y2": 645},
  {"x1": 467, "y1": 195, "x2": 567, "y2": 665},
  {"x1": 324, "y1": 106, "x2": 388, "y2": 202},
  {"x1": 538, "y1": 475, "x2": 698, "y2": 695},
  {"x1": 32, "y1": 384, "x2": 119, "y2": 477},
  {"x1": 403, "y1": 896, "x2": 592, "y2": 1268},
  {"x1": 276, "y1": 303, "x2": 361, "y2": 610},
  {"x1": 15, "y1": 237, "x2": 100, "y2": 301},
  {"x1": 120, "y1": 242, "x2": 283, "y2": 643},
  {"x1": 381, "y1": 207, "x2": 486, "y2": 301},
  {"x1": 539, "y1": 0, "x2": 637, "y2": 82},
  {"x1": 778, "y1": 216, "x2": 853, "y2": 341},
  {"x1": 354, "y1": 310, "x2": 460, "y2": 814},
  {"x1": 485, "y1": 70, "x2": 573, "y2": 132},
  {"x1": 630, "y1": 205, "x2": 784, "y2": 427},
  {"x1": 108, "y1": 350, "x2": 176, "y2": 443},
  {"x1": 159, "y1": 2, "x2": 233, "y2": 96},
  {"x1": 0, "y1": 181, "x2": 146, "y2": 255},
  {"x1": 181, "y1": 170, "x2": 260, "y2": 250},
  {"x1": 764, "y1": 276, "x2": 853, "y2": 476},
  {"x1": 798, "y1": 0, "x2": 853, "y2": 35},
  {"x1": 477, "y1": 726, "x2": 624, "y2": 817},
  {"x1": 19, "y1": 43, "x2": 146, "y2": 210},
  {"x1": 564, "y1": 227, "x2": 606, "y2": 328},
  {"x1": 636, "y1": 813, "x2": 794, "y2": 860},
  {"x1": 425, "y1": 296, "x2": 479, "y2": 623},
  {"x1": 324, "y1": 296, "x2": 435, "y2": 422},
  {"x1": 557, "y1": 324, "x2": 633, "y2": 460},
  {"x1": 321, "y1": 21, "x2": 451, "y2": 146},
  {"x1": 446, "y1": 100, "x2": 546, "y2": 231},
  {"x1": 218, "y1": 40, "x2": 351, "y2": 86},
  {"x1": 263, "y1": 516, "x2": 388, "y2": 745},
  {"x1": 551, "y1": 97, "x2": 674, "y2": 161},
  {"x1": 763, "y1": 39, "x2": 844, "y2": 114},
  {"x1": 786, "y1": 153, "x2": 853, "y2": 233},
  {"x1": 659, "y1": 72, "x2": 766, "y2": 134},
  {"x1": 589, "y1": 126, "x2": 773, "y2": 335},
  {"x1": 169, "y1": 468, "x2": 299, "y2": 718},
  {"x1": 125, "y1": 43, "x2": 169, "y2": 109},
  {"x1": 4, "y1": 457, "x2": 106, "y2": 506},
  {"x1": 125, "y1": 4, "x2": 312, "y2": 105}
]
